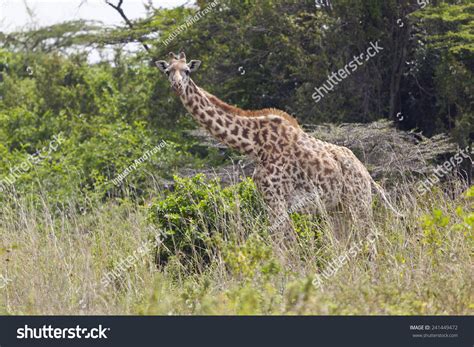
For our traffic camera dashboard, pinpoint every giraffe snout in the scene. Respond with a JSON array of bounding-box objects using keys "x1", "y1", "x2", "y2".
[{"x1": 171, "y1": 82, "x2": 184, "y2": 95}]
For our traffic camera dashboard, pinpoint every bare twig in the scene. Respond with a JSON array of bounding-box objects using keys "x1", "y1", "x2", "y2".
[{"x1": 105, "y1": 0, "x2": 152, "y2": 53}]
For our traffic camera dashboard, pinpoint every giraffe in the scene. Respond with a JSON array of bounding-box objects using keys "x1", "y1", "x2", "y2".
[{"x1": 156, "y1": 52, "x2": 399, "y2": 238}]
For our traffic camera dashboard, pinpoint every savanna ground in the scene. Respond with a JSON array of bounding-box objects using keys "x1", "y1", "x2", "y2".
[
  {"x1": 0, "y1": 1, "x2": 473, "y2": 315},
  {"x1": 1, "y1": 177, "x2": 472, "y2": 315}
]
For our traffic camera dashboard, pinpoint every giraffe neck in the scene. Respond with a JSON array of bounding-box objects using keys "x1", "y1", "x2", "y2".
[{"x1": 180, "y1": 80, "x2": 256, "y2": 156}]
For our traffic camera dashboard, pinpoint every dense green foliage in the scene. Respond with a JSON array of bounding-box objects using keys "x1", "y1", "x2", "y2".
[
  {"x1": 148, "y1": 175, "x2": 264, "y2": 265},
  {"x1": 1, "y1": 0, "x2": 472, "y2": 201},
  {"x1": 0, "y1": 50, "x2": 226, "y2": 202}
]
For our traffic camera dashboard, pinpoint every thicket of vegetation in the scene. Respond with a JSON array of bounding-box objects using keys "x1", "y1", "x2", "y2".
[{"x1": 0, "y1": 0, "x2": 472, "y2": 315}]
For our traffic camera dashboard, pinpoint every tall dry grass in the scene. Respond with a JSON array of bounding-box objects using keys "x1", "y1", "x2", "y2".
[{"x1": 0, "y1": 178, "x2": 472, "y2": 315}]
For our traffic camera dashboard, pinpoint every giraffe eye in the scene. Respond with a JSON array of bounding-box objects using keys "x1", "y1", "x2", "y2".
[
  {"x1": 185, "y1": 70, "x2": 190, "y2": 76},
  {"x1": 165, "y1": 70, "x2": 170, "y2": 76}
]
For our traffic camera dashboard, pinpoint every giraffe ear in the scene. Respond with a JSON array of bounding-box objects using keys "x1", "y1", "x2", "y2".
[
  {"x1": 155, "y1": 60, "x2": 169, "y2": 73},
  {"x1": 188, "y1": 60, "x2": 202, "y2": 72}
]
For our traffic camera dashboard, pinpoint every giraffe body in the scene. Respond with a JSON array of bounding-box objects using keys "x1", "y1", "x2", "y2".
[
  {"x1": 156, "y1": 53, "x2": 384, "y2": 234},
  {"x1": 250, "y1": 118, "x2": 373, "y2": 226}
]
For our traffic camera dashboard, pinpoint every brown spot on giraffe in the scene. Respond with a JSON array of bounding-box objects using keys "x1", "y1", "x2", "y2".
[
  {"x1": 324, "y1": 167, "x2": 333, "y2": 175},
  {"x1": 242, "y1": 128, "x2": 250, "y2": 139},
  {"x1": 253, "y1": 132, "x2": 262, "y2": 146}
]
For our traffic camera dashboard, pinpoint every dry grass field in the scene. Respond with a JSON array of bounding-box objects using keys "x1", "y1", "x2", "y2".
[{"x1": 0, "y1": 178, "x2": 472, "y2": 315}]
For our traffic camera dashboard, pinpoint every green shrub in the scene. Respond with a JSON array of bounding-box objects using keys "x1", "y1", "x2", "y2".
[
  {"x1": 147, "y1": 174, "x2": 264, "y2": 266},
  {"x1": 222, "y1": 233, "x2": 280, "y2": 281},
  {"x1": 420, "y1": 186, "x2": 473, "y2": 262}
]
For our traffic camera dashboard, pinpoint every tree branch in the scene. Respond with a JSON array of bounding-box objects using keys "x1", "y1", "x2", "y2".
[{"x1": 105, "y1": 0, "x2": 152, "y2": 53}]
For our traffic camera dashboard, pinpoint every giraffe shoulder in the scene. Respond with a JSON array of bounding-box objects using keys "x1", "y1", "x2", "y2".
[{"x1": 261, "y1": 108, "x2": 301, "y2": 128}]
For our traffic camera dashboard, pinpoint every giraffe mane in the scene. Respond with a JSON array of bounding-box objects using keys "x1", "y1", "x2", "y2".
[{"x1": 201, "y1": 89, "x2": 301, "y2": 128}]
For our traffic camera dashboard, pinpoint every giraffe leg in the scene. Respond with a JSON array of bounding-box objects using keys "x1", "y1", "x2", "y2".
[
  {"x1": 265, "y1": 197, "x2": 295, "y2": 240},
  {"x1": 262, "y1": 195, "x2": 300, "y2": 263},
  {"x1": 253, "y1": 168, "x2": 297, "y2": 243},
  {"x1": 341, "y1": 180, "x2": 374, "y2": 241}
]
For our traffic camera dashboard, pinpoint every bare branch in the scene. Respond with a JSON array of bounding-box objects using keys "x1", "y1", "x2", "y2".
[{"x1": 105, "y1": 0, "x2": 151, "y2": 53}]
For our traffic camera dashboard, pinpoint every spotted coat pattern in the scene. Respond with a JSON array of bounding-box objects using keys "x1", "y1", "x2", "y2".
[{"x1": 178, "y1": 80, "x2": 375, "y2": 234}]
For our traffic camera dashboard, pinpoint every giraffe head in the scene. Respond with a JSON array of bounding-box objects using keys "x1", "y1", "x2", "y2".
[{"x1": 155, "y1": 52, "x2": 201, "y2": 95}]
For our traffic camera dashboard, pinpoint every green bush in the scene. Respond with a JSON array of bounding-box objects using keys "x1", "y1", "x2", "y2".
[
  {"x1": 147, "y1": 174, "x2": 264, "y2": 266},
  {"x1": 420, "y1": 186, "x2": 474, "y2": 262},
  {"x1": 0, "y1": 50, "x2": 214, "y2": 206}
]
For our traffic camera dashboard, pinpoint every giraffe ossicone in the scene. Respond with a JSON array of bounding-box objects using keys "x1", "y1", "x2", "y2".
[{"x1": 156, "y1": 52, "x2": 400, "y2": 236}]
